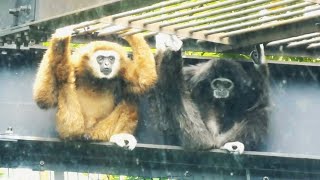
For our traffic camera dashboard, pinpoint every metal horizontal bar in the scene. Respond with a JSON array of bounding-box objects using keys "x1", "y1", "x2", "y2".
[
  {"x1": 111, "y1": 0, "x2": 187, "y2": 20},
  {"x1": 159, "y1": 0, "x2": 242, "y2": 28},
  {"x1": 287, "y1": 36, "x2": 320, "y2": 47},
  {"x1": 2, "y1": 135, "x2": 320, "y2": 160},
  {"x1": 189, "y1": 0, "x2": 304, "y2": 33},
  {"x1": 0, "y1": 26, "x2": 30, "y2": 37},
  {"x1": 206, "y1": 3, "x2": 318, "y2": 36},
  {"x1": 127, "y1": 0, "x2": 216, "y2": 23},
  {"x1": 2, "y1": 134, "x2": 320, "y2": 180},
  {"x1": 307, "y1": 42, "x2": 320, "y2": 48},
  {"x1": 267, "y1": 32, "x2": 320, "y2": 46},
  {"x1": 220, "y1": 11, "x2": 320, "y2": 38}
]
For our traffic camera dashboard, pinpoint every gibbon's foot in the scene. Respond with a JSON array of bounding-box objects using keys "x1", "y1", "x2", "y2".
[
  {"x1": 110, "y1": 133, "x2": 137, "y2": 150},
  {"x1": 250, "y1": 44, "x2": 266, "y2": 66},
  {"x1": 57, "y1": 123, "x2": 85, "y2": 140},
  {"x1": 82, "y1": 131, "x2": 107, "y2": 141},
  {"x1": 82, "y1": 133, "x2": 92, "y2": 141},
  {"x1": 220, "y1": 141, "x2": 245, "y2": 154},
  {"x1": 155, "y1": 33, "x2": 183, "y2": 52}
]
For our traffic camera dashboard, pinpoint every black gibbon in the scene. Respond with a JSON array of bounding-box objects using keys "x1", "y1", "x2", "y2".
[
  {"x1": 33, "y1": 26, "x2": 157, "y2": 150},
  {"x1": 144, "y1": 33, "x2": 270, "y2": 153}
]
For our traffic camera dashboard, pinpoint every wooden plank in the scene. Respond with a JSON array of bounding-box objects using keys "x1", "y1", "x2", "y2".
[
  {"x1": 227, "y1": 15, "x2": 320, "y2": 49},
  {"x1": 267, "y1": 32, "x2": 320, "y2": 46}
]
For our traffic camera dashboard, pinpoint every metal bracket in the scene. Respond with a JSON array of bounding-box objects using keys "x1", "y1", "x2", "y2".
[{"x1": 8, "y1": 0, "x2": 35, "y2": 26}]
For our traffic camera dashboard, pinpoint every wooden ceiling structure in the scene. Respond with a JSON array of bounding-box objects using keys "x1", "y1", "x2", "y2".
[
  {"x1": 1, "y1": 0, "x2": 320, "y2": 60},
  {"x1": 54, "y1": 0, "x2": 320, "y2": 55}
]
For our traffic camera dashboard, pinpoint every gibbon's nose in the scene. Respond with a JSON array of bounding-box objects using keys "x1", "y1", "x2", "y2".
[
  {"x1": 104, "y1": 61, "x2": 110, "y2": 67},
  {"x1": 102, "y1": 61, "x2": 112, "y2": 69}
]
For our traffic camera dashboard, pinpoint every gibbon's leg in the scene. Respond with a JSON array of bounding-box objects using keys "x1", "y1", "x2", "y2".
[
  {"x1": 251, "y1": 44, "x2": 270, "y2": 78},
  {"x1": 44, "y1": 27, "x2": 85, "y2": 139},
  {"x1": 218, "y1": 108, "x2": 269, "y2": 154},
  {"x1": 220, "y1": 44, "x2": 270, "y2": 154},
  {"x1": 154, "y1": 33, "x2": 214, "y2": 150},
  {"x1": 122, "y1": 34, "x2": 157, "y2": 94},
  {"x1": 85, "y1": 101, "x2": 138, "y2": 150}
]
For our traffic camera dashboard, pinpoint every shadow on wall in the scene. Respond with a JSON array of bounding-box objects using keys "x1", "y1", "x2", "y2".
[
  {"x1": 0, "y1": 53, "x2": 320, "y2": 156},
  {"x1": 0, "y1": 52, "x2": 58, "y2": 137},
  {"x1": 266, "y1": 83, "x2": 320, "y2": 155}
]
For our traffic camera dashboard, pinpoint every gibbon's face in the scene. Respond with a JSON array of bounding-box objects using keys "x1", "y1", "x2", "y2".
[
  {"x1": 89, "y1": 50, "x2": 121, "y2": 79},
  {"x1": 210, "y1": 77, "x2": 234, "y2": 99},
  {"x1": 208, "y1": 61, "x2": 251, "y2": 100}
]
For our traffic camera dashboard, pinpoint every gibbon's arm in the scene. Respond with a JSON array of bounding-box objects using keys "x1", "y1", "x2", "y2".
[
  {"x1": 153, "y1": 33, "x2": 214, "y2": 150},
  {"x1": 122, "y1": 34, "x2": 157, "y2": 94},
  {"x1": 33, "y1": 51, "x2": 58, "y2": 109},
  {"x1": 33, "y1": 29, "x2": 85, "y2": 138},
  {"x1": 33, "y1": 32, "x2": 72, "y2": 109},
  {"x1": 49, "y1": 31, "x2": 85, "y2": 139}
]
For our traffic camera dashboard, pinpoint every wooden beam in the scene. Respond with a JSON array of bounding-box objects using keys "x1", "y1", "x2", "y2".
[{"x1": 227, "y1": 15, "x2": 320, "y2": 48}]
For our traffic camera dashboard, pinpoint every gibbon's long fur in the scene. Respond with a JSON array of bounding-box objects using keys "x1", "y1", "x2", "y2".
[
  {"x1": 33, "y1": 32, "x2": 157, "y2": 141},
  {"x1": 145, "y1": 42, "x2": 270, "y2": 151}
]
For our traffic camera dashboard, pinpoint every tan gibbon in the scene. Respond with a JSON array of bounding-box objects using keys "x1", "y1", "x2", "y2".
[{"x1": 33, "y1": 26, "x2": 157, "y2": 150}]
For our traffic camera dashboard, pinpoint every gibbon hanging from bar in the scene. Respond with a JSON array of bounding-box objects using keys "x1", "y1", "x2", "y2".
[
  {"x1": 145, "y1": 33, "x2": 270, "y2": 153},
  {"x1": 33, "y1": 26, "x2": 157, "y2": 150}
]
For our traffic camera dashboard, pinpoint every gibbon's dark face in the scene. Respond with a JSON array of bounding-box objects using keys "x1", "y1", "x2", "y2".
[
  {"x1": 208, "y1": 60, "x2": 252, "y2": 101},
  {"x1": 210, "y1": 77, "x2": 234, "y2": 99},
  {"x1": 89, "y1": 50, "x2": 121, "y2": 79},
  {"x1": 97, "y1": 54, "x2": 115, "y2": 75}
]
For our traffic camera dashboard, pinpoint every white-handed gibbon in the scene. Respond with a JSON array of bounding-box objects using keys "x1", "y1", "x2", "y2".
[
  {"x1": 145, "y1": 33, "x2": 269, "y2": 153},
  {"x1": 33, "y1": 26, "x2": 157, "y2": 150}
]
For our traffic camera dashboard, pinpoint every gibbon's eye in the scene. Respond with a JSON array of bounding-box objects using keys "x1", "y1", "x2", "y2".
[
  {"x1": 211, "y1": 78, "x2": 234, "y2": 90},
  {"x1": 222, "y1": 80, "x2": 233, "y2": 89},
  {"x1": 108, "y1": 56, "x2": 115, "y2": 63},
  {"x1": 96, "y1": 55, "x2": 105, "y2": 64}
]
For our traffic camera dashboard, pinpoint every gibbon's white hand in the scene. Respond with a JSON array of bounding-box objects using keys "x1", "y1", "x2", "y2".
[
  {"x1": 155, "y1": 33, "x2": 183, "y2": 52},
  {"x1": 221, "y1": 141, "x2": 245, "y2": 154},
  {"x1": 110, "y1": 133, "x2": 137, "y2": 150},
  {"x1": 53, "y1": 26, "x2": 75, "y2": 38},
  {"x1": 53, "y1": 21, "x2": 95, "y2": 38}
]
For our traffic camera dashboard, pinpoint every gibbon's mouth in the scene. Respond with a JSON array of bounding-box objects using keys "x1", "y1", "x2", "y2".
[
  {"x1": 213, "y1": 90, "x2": 230, "y2": 99},
  {"x1": 101, "y1": 68, "x2": 112, "y2": 75}
]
